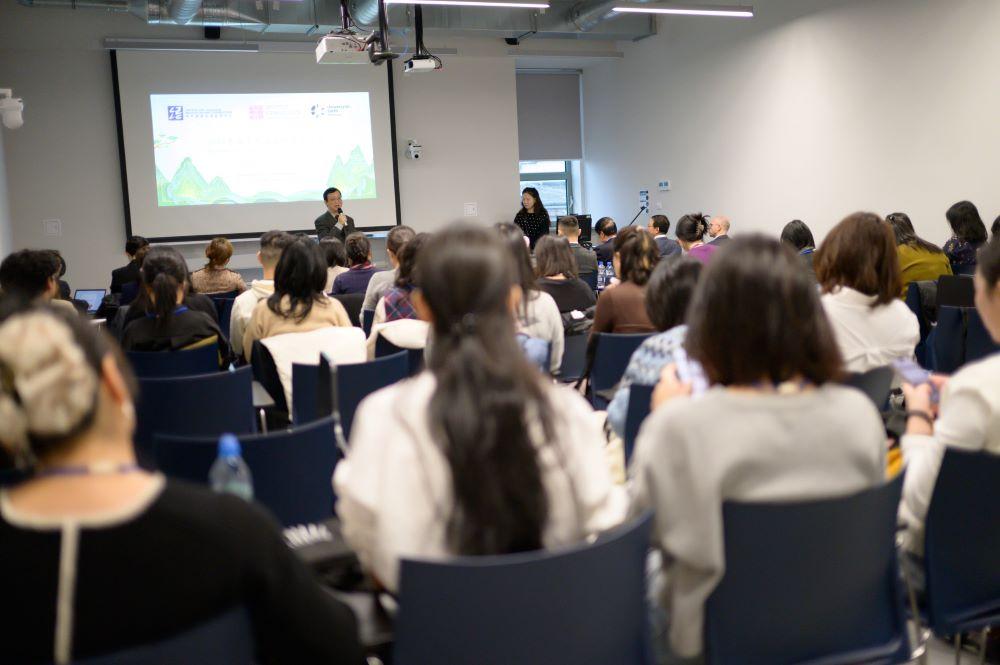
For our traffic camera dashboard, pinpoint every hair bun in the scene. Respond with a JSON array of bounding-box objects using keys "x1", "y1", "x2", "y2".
[{"x1": 0, "y1": 312, "x2": 98, "y2": 456}]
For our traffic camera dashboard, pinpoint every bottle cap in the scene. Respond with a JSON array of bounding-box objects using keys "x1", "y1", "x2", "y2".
[{"x1": 218, "y1": 433, "x2": 241, "y2": 458}]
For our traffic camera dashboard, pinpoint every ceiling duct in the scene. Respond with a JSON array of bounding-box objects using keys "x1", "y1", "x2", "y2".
[{"x1": 167, "y1": 0, "x2": 202, "y2": 23}]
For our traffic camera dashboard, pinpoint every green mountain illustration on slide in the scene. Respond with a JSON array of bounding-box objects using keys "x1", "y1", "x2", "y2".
[{"x1": 155, "y1": 150, "x2": 377, "y2": 207}]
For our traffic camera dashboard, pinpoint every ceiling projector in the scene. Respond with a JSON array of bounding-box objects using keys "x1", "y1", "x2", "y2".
[
  {"x1": 315, "y1": 32, "x2": 370, "y2": 64},
  {"x1": 403, "y1": 57, "x2": 440, "y2": 74}
]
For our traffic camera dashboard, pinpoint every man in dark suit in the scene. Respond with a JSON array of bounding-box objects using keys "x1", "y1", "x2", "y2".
[
  {"x1": 708, "y1": 215, "x2": 731, "y2": 245},
  {"x1": 594, "y1": 217, "x2": 618, "y2": 263},
  {"x1": 314, "y1": 187, "x2": 356, "y2": 241},
  {"x1": 110, "y1": 235, "x2": 149, "y2": 294},
  {"x1": 557, "y1": 215, "x2": 597, "y2": 277},
  {"x1": 647, "y1": 214, "x2": 681, "y2": 258}
]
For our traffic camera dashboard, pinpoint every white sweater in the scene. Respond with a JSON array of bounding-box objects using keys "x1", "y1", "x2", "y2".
[
  {"x1": 821, "y1": 287, "x2": 920, "y2": 372},
  {"x1": 519, "y1": 290, "x2": 564, "y2": 373},
  {"x1": 629, "y1": 384, "x2": 886, "y2": 658},
  {"x1": 229, "y1": 279, "x2": 273, "y2": 359},
  {"x1": 334, "y1": 373, "x2": 627, "y2": 591},
  {"x1": 899, "y1": 352, "x2": 1000, "y2": 555}
]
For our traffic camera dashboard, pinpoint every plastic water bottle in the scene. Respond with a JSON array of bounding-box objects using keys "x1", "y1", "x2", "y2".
[
  {"x1": 597, "y1": 262, "x2": 606, "y2": 291},
  {"x1": 209, "y1": 433, "x2": 254, "y2": 501},
  {"x1": 607, "y1": 260, "x2": 616, "y2": 282}
]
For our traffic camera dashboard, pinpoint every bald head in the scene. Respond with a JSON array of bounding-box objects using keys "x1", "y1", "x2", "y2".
[{"x1": 709, "y1": 215, "x2": 731, "y2": 239}]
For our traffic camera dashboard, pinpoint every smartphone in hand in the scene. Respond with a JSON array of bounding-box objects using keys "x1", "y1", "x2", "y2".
[{"x1": 891, "y1": 358, "x2": 939, "y2": 404}]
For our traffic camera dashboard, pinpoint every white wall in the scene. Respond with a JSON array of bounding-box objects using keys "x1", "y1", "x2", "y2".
[
  {"x1": 582, "y1": 0, "x2": 1000, "y2": 245},
  {"x1": 0, "y1": 4, "x2": 520, "y2": 289},
  {"x1": 0, "y1": 129, "x2": 12, "y2": 258}
]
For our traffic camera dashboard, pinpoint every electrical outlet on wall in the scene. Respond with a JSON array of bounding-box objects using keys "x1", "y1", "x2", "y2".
[
  {"x1": 43, "y1": 219, "x2": 62, "y2": 237},
  {"x1": 463, "y1": 202, "x2": 478, "y2": 217}
]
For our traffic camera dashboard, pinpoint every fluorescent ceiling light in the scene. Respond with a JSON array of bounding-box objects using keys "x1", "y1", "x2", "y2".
[
  {"x1": 384, "y1": 0, "x2": 549, "y2": 7},
  {"x1": 611, "y1": 3, "x2": 753, "y2": 17}
]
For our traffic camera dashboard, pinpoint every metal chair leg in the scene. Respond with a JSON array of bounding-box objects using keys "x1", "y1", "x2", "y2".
[
  {"x1": 956, "y1": 633, "x2": 963, "y2": 665},
  {"x1": 258, "y1": 408, "x2": 268, "y2": 434},
  {"x1": 979, "y1": 627, "x2": 990, "y2": 665}
]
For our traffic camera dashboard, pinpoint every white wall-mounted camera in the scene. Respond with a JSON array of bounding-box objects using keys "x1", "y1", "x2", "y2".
[
  {"x1": 405, "y1": 139, "x2": 422, "y2": 160},
  {"x1": 0, "y1": 89, "x2": 24, "y2": 130}
]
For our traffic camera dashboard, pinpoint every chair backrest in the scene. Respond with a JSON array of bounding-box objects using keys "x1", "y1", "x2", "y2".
[
  {"x1": 331, "y1": 292, "x2": 364, "y2": 327},
  {"x1": 250, "y1": 340, "x2": 287, "y2": 414},
  {"x1": 581, "y1": 270, "x2": 598, "y2": 291},
  {"x1": 375, "y1": 335, "x2": 424, "y2": 376},
  {"x1": 842, "y1": 365, "x2": 894, "y2": 410},
  {"x1": 74, "y1": 607, "x2": 254, "y2": 665},
  {"x1": 558, "y1": 333, "x2": 589, "y2": 383},
  {"x1": 393, "y1": 513, "x2": 654, "y2": 665},
  {"x1": 260, "y1": 327, "x2": 368, "y2": 408},
  {"x1": 924, "y1": 449, "x2": 1000, "y2": 635},
  {"x1": 937, "y1": 275, "x2": 975, "y2": 307},
  {"x1": 292, "y1": 351, "x2": 408, "y2": 438},
  {"x1": 904, "y1": 282, "x2": 934, "y2": 367},
  {"x1": 704, "y1": 476, "x2": 907, "y2": 665},
  {"x1": 930, "y1": 306, "x2": 966, "y2": 373},
  {"x1": 952, "y1": 263, "x2": 978, "y2": 277},
  {"x1": 127, "y1": 343, "x2": 219, "y2": 378},
  {"x1": 207, "y1": 289, "x2": 241, "y2": 301},
  {"x1": 362, "y1": 308, "x2": 375, "y2": 336},
  {"x1": 154, "y1": 417, "x2": 341, "y2": 527},
  {"x1": 591, "y1": 332, "x2": 652, "y2": 395},
  {"x1": 134, "y1": 365, "x2": 256, "y2": 468},
  {"x1": 965, "y1": 308, "x2": 1000, "y2": 365},
  {"x1": 213, "y1": 298, "x2": 236, "y2": 336},
  {"x1": 623, "y1": 383, "x2": 654, "y2": 466}
]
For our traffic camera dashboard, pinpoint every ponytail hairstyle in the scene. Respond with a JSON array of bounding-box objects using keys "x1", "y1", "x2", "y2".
[
  {"x1": 613, "y1": 226, "x2": 659, "y2": 286},
  {"x1": 675, "y1": 212, "x2": 710, "y2": 243},
  {"x1": 886, "y1": 212, "x2": 944, "y2": 254},
  {"x1": 418, "y1": 225, "x2": 553, "y2": 556},
  {"x1": 139, "y1": 247, "x2": 189, "y2": 328},
  {"x1": 268, "y1": 238, "x2": 328, "y2": 322}
]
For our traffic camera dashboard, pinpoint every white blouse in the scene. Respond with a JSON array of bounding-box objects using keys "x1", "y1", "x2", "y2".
[
  {"x1": 333, "y1": 373, "x2": 626, "y2": 591},
  {"x1": 821, "y1": 287, "x2": 920, "y2": 372},
  {"x1": 899, "y1": 352, "x2": 1000, "y2": 554}
]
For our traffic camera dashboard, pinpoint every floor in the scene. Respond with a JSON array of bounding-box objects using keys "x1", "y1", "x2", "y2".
[{"x1": 927, "y1": 634, "x2": 987, "y2": 664}]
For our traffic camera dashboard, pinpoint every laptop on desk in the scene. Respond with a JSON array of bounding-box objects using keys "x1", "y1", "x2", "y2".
[{"x1": 73, "y1": 289, "x2": 107, "y2": 315}]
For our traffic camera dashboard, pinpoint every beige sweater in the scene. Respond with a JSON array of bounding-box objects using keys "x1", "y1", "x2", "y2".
[{"x1": 243, "y1": 295, "x2": 351, "y2": 360}]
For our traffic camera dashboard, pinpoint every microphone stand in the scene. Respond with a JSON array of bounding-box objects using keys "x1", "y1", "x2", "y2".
[{"x1": 625, "y1": 205, "x2": 648, "y2": 228}]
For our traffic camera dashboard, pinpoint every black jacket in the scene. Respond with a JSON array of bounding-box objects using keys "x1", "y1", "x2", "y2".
[
  {"x1": 110, "y1": 261, "x2": 141, "y2": 294},
  {"x1": 314, "y1": 212, "x2": 356, "y2": 241},
  {"x1": 595, "y1": 238, "x2": 616, "y2": 264},
  {"x1": 121, "y1": 307, "x2": 234, "y2": 366}
]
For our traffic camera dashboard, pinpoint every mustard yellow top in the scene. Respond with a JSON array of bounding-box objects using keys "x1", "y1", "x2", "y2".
[{"x1": 897, "y1": 244, "x2": 952, "y2": 297}]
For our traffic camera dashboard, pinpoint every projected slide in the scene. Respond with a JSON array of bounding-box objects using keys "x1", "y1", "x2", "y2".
[{"x1": 149, "y1": 92, "x2": 376, "y2": 207}]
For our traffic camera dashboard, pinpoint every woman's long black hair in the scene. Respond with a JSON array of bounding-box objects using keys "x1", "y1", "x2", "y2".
[
  {"x1": 886, "y1": 212, "x2": 943, "y2": 254},
  {"x1": 419, "y1": 225, "x2": 553, "y2": 556},
  {"x1": 267, "y1": 238, "x2": 328, "y2": 322},
  {"x1": 518, "y1": 187, "x2": 547, "y2": 217},
  {"x1": 139, "y1": 247, "x2": 189, "y2": 328}
]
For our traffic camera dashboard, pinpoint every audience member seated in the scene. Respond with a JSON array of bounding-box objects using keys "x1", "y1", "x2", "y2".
[
  {"x1": 816, "y1": 212, "x2": 919, "y2": 372},
  {"x1": 943, "y1": 200, "x2": 988, "y2": 272},
  {"x1": 897, "y1": 237, "x2": 1000, "y2": 564},
  {"x1": 0, "y1": 303, "x2": 362, "y2": 664},
  {"x1": 886, "y1": 211, "x2": 952, "y2": 297},
  {"x1": 230, "y1": 231, "x2": 295, "y2": 361},
  {"x1": 374, "y1": 232, "x2": 429, "y2": 325},
  {"x1": 674, "y1": 213, "x2": 719, "y2": 264},
  {"x1": 496, "y1": 223, "x2": 564, "y2": 374},
  {"x1": 331, "y1": 233, "x2": 378, "y2": 295},
  {"x1": 534, "y1": 235, "x2": 597, "y2": 314},
  {"x1": 647, "y1": 215, "x2": 681, "y2": 258},
  {"x1": 121, "y1": 248, "x2": 232, "y2": 363},
  {"x1": 606, "y1": 258, "x2": 703, "y2": 437},
  {"x1": 320, "y1": 237, "x2": 350, "y2": 293},
  {"x1": 52, "y1": 250, "x2": 71, "y2": 300},
  {"x1": 707, "y1": 215, "x2": 731, "y2": 245},
  {"x1": 242, "y1": 238, "x2": 352, "y2": 361},
  {"x1": 629, "y1": 235, "x2": 887, "y2": 661},
  {"x1": 780, "y1": 219, "x2": 817, "y2": 282},
  {"x1": 110, "y1": 235, "x2": 149, "y2": 295},
  {"x1": 189, "y1": 237, "x2": 247, "y2": 295},
  {"x1": 593, "y1": 217, "x2": 618, "y2": 263},
  {"x1": 993, "y1": 215, "x2": 1000, "y2": 241},
  {"x1": 363, "y1": 225, "x2": 416, "y2": 311},
  {"x1": 118, "y1": 247, "x2": 219, "y2": 332},
  {"x1": 590, "y1": 226, "x2": 658, "y2": 338},
  {"x1": 0, "y1": 248, "x2": 76, "y2": 314},
  {"x1": 556, "y1": 215, "x2": 597, "y2": 278},
  {"x1": 334, "y1": 225, "x2": 626, "y2": 592}
]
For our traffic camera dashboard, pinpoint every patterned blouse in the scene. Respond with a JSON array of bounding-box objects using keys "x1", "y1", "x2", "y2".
[
  {"x1": 189, "y1": 267, "x2": 247, "y2": 295},
  {"x1": 943, "y1": 236, "x2": 983, "y2": 270},
  {"x1": 606, "y1": 325, "x2": 687, "y2": 437},
  {"x1": 514, "y1": 209, "x2": 551, "y2": 250}
]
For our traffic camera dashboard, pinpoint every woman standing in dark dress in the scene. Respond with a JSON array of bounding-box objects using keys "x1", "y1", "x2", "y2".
[{"x1": 514, "y1": 187, "x2": 551, "y2": 251}]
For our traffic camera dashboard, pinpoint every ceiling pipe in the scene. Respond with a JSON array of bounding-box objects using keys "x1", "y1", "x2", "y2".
[{"x1": 167, "y1": 0, "x2": 202, "y2": 23}]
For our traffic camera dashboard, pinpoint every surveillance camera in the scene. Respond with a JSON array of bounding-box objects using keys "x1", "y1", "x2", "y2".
[
  {"x1": 406, "y1": 140, "x2": 422, "y2": 160},
  {"x1": 0, "y1": 89, "x2": 24, "y2": 130}
]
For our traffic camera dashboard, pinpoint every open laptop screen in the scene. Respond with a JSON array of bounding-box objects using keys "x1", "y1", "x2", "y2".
[{"x1": 73, "y1": 289, "x2": 107, "y2": 313}]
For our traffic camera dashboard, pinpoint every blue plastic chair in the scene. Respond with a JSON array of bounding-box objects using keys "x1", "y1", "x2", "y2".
[
  {"x1": 921, "y1": 450, "x2": 1000, "y2": 648},
  {"x1": 704, "y1": 475, "x2": 909, "y2": 665},
  {"x1": 213, "y1": 298, "x2": 236, "y2": 338},
  {"x1": 937, "y1": 275, "x2": 975, "y2": 308},
  {"x1": 127, "y1": 343, "x2": 219, "y2": 378},
  {"x1": 590, "y1": 333, "x2": 652, "y2": 409},
  {"x1": 250, "y1": 340, "x2": 287, "y2": 415},
  {"x1": 966, "y1": 309, "x2": 1000, "y2": 365},
  {"x1": 134, "y1": 365, "x2": 256, "y2": 468},
  {"x1": 581, "y1": 270, "x2": 598, "y2": 292},
  {"x1": 842, "y1": 365, "x2": 894, "y2": 411},
  {"x1": 292, "y1": 351, "x2": 408, "y2": 439},
  {"x1": 332, "y1": 292, "x2": 364, "y2": 327},
  {"x1": 559, "y1": 334, "x2": 589, "y2": 383},
  {"x1": 393, "y1": 513, "x2": 654, "y2": 665},
  {"x1": 375, "y1": 336, "x2": 424, "y2": 377},
  {"x1": 905, "y1": 282, "x2": 933, "y2": 368},
  {"x1": 75, "y1": 607, "x2": 254, "y2": 664},
  {"x1": 154, "y1": 417, "x2": 341, "y2": 527},
  {"x1": 362, "y1": 309, "x2": 375, "y2": 337},
  {"x1": 930, "y1": 306, "x2": 967, "y2": 373},
  {"x1": 623, "y1": 383, "x2": 654, "y2": 466}
]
